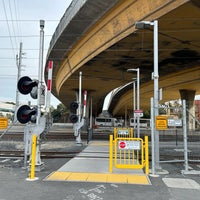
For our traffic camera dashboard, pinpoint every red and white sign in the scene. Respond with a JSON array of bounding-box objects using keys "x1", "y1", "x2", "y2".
[
  {"x1": 118, "y1": 140, "x2": 141, "y2": 150},
  {"x1": 134, "y1": 109, "x2": 143, "y2": 117},
  {"x1": 119, "y1": 141, "x2": 126, "y2": 149}
]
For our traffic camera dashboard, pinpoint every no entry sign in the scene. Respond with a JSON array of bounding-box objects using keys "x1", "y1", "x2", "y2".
[{"x1": 119, "y1": 141, "x2": 126, "y2": 149}]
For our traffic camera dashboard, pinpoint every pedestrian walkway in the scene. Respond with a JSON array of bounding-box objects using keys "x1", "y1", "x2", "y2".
[{"x1": 45, "y1": 141, "x2": 151, "y2": 185}]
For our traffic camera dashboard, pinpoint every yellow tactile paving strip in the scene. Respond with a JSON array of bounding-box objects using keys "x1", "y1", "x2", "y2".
[{"x1": 45, "y1": 171, "x2": 151, "y2": 185}]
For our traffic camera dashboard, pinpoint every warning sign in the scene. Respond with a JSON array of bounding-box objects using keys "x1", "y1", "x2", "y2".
[
  {"x1": 118, "y1": 140, "x2": 141, "y2": 150},
  {"x1": 0, "y1": 117, "x2": 8, "y2": 129},
  {"x1": 156, "y1": 116, "x2": 167, "y2": 130}
]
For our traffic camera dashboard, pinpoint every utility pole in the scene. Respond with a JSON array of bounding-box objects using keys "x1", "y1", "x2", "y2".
[{"x1": 15, "y1": 42, "x2": 23, "y2": 122}]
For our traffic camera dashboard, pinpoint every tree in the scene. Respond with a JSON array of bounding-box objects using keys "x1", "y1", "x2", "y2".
[{"x1": 51, "y1": 103, "x2": 68, "y2": 123}]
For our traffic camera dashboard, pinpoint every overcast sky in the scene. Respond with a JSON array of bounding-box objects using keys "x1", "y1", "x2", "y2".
[{"x1": 0, "y1": 0, "x2": 72, "y2": 107}]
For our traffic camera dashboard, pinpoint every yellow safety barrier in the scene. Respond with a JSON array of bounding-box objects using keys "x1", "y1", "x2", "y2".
[
  {"x1": 109, "y1": 135, "x2": 149, "y2": 174},
  {"x1": 30, "y1": 134, "x2": 37, "y2": 180},
  {"x1": 113, "y1": 127, "x2": 133, "y2": 139}
]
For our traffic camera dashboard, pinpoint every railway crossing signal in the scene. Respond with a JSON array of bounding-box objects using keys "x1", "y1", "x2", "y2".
[
  {"x1": 16, "y1": 76, "x2": 38, "y2": 124},
  {"x1": 69, "y1": 101, "x2": 79, "y2": 123},
  {"x1": 17, "y1": 76, "x2": 38, "y2": 99}
]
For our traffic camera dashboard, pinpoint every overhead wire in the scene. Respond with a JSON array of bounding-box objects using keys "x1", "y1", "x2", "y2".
[
  {"x1": 13, "y1": 0, "x2": 22, "y2": 42},
  {"x1": 2, "y1": 0, "x2": 16, "y2": 58},
  {"x1": 8, "y1": 0, "x2": 18, "y2": 50}
]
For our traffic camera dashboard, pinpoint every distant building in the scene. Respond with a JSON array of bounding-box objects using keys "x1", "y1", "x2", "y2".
[{"x1": 0, "y1": 101, "x2": 15, "y2": 120}]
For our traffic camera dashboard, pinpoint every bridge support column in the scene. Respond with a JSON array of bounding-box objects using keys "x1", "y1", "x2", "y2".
[{"x1": 179, "y1": 89, "x2": 196, "y2": 130}]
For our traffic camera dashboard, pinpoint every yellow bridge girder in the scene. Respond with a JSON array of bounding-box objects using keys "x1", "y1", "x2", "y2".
[{"x1": 46, "y1": 0, "x2": 200, "y2": 116}]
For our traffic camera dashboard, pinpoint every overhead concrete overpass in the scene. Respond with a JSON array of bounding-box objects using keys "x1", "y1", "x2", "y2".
[{"x1": 45, "y1": 0, "x2": 200, "y2": 118}]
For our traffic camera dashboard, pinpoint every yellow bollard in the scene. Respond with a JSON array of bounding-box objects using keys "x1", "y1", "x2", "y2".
[
  {"x1": 109, "y1": 135, "x2": 113, "y2": 173},
  {"x1": 145, "y1": 136, "x2": 149, "y2": 175},
  {"x1": 30, "y1": 134, "x2": 37, "y2": 180},
  {"x1": 113, "y1": 127, "x2": 117, "y2": 139},
  {"x1": 130, "y1": 128, "x2": 134, "y2": 137}
]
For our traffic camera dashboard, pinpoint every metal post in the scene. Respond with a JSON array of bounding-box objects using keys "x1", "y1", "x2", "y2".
[
  {"x1": 153, "y1": 20, "x2": 160, "y2": 170},
  {"x1": 145, "y1": 136, "x2": 149, "y2": 175},
  {"x1": 26, "y1": 134, "x2": 38, "y2": 181},
  {"x1": 150, "y1": 97, "x2": 155, "y2": 175},
  {"x1": 90, "y1": 97, "x2": 93, "y2": 129},
  {"x1": 133, "y1": 80, "x2": 136, "y2": 130},
  {"x1": 36, "y1": 20, "x2": 45, "y2": 125},
  {"x1": 136, "y1": 68, "x2": 140, "y2": 138},
  {"x1": 135, "y1": 20, "x2": 160, "y2": 171},
  {"x1": 109, "y1": 134, "x2": 113, "y2": 173},
  {"x1": 182, "y1": 100, "x2": 189, "y2": 172},
  {"x1": 127, "y1": 68, "x2": 140, "y2": 137},
  {"x1": 76, "y1": 71, "x2": 82, "y2": 144}
]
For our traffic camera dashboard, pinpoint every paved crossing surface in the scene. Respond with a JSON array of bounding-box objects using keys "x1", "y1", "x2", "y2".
[{"x1": 0, "y1": 140, "x2": 200, "y2": 200}]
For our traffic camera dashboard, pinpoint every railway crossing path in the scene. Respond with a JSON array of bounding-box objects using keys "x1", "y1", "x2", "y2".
[{"x1": 1, "y1": 140, "x2": 200, "y2": 200}]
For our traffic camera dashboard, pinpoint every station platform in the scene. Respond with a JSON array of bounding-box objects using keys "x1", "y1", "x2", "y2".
[{"x1": 45, "y1": 141, "x2": 151, "y2": 185}]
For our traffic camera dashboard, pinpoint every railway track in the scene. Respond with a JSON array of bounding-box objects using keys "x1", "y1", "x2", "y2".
[
  {"x1": 0, "y1": 150, "x2": 81, "y2": 159},
  {"x1": 1, "y1": 130, "x2": 200, "y2": 142},
  {"x1": 0, "y1": 131, "x2": 111, "y2": 141},
  {"x1": 1, "y1": 149, "x2": 200, "y2": 162}
]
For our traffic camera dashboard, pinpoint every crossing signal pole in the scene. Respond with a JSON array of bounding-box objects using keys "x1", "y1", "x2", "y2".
[
  {"x1": 69, "y1": 72, "x2": 87, "y2": 144},
  {"x1": 37, "y1": 20, "x2": 45, "y2": 125},
  {"x1": 16, "y1": 20, "x2": 46, "y2": 172}
]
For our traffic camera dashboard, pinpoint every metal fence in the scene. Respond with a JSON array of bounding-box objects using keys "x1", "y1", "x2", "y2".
[{"x1": 149, "y1": 99, "x2": 200, "y2": 174}]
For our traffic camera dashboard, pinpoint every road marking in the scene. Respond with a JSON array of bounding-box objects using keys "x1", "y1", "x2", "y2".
[{"x1": 162, "y1": 178, "x2": 200, "y2": 189}]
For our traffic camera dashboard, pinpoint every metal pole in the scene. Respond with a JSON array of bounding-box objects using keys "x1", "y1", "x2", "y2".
[
  {"x1": 76, "y1": 71, "x2": 82, "y2": 144},
  {"x1": 182, "y1": 100, "x2": 189, "y2": 172},
  {"x1": 133, "y1": 81, "x2": 136, "y2": 130},
  {"x1": 137, "y1": 68, "x2": 140, "y2": 138},
  {"x1": 36, "y1": 20, "x2": 45, "y2": 125},
  {"x1": 89, "y1": 97, "x2": 93, "y2": 141},
  {"x1": 153, "y1": 20, "x2": 160, "y2": 170},
  {"x1": 150, "y1": 97, "x2": 155, "y2": 175}
]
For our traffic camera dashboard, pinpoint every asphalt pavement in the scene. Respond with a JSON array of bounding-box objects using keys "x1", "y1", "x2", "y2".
[{"x1": 0, "y1": 140, "x2": 200, "y2": 200}]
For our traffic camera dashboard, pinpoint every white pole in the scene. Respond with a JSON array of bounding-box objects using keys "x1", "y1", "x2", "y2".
[
  {"x1": 76, "y1": 71, "x2": 82, "y2": 144},
  {"x1": 137, "y1": 68, "x2": 140, "y2": 138},
  {"x1": 133, "y1": 81, "x2": 136, "y2": 130},
  {"x1": 36, "y1": 20, "x2": 45, "y2": 125},
  {"x1": 182, "y1": 100, "x2": 189, "y2": 172},
  {"x1": 150, "y1": 97, "x2": 155, "y2": 175},
  {"x1": 153, "y1": 20, "x2": 160, "y2": 170},
  {"x1": 78, "y1": 71, "x2": 82, "y2": 122},
  {"x1": 83, "y1": 90, "x2": 87, "y2": 117}
]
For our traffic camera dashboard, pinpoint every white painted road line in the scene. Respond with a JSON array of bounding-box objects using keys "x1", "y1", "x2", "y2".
[{"x1": 162, "y1": 178, "x2": 200, "y2": 190}]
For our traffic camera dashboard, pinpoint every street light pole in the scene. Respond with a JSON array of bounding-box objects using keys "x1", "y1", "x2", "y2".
[
  {"x1": 135, "y1": 20, "x2": 160, "y2": 171},
  {"x1": 153, "y1": 20, "x2": 160, "y2": 170},
  {"x1": 133, "y1": 80, "x2": 136, "y2": 130},
  {"x1": 127, "y1": 68, "x2": 140, "y2": 137}
]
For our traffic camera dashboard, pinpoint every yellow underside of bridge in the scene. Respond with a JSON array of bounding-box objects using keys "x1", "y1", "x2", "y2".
[{"x1": 51, "y1": 0, "x2": 200, "y2": 116}]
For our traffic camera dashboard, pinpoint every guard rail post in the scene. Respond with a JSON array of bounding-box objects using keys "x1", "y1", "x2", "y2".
[
  {"x1": 145, "y1": 136, "x2": 149, "y2": 174},
  {"x1": 109, "y1": 134, "x2": 113, "y2": 173}
]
